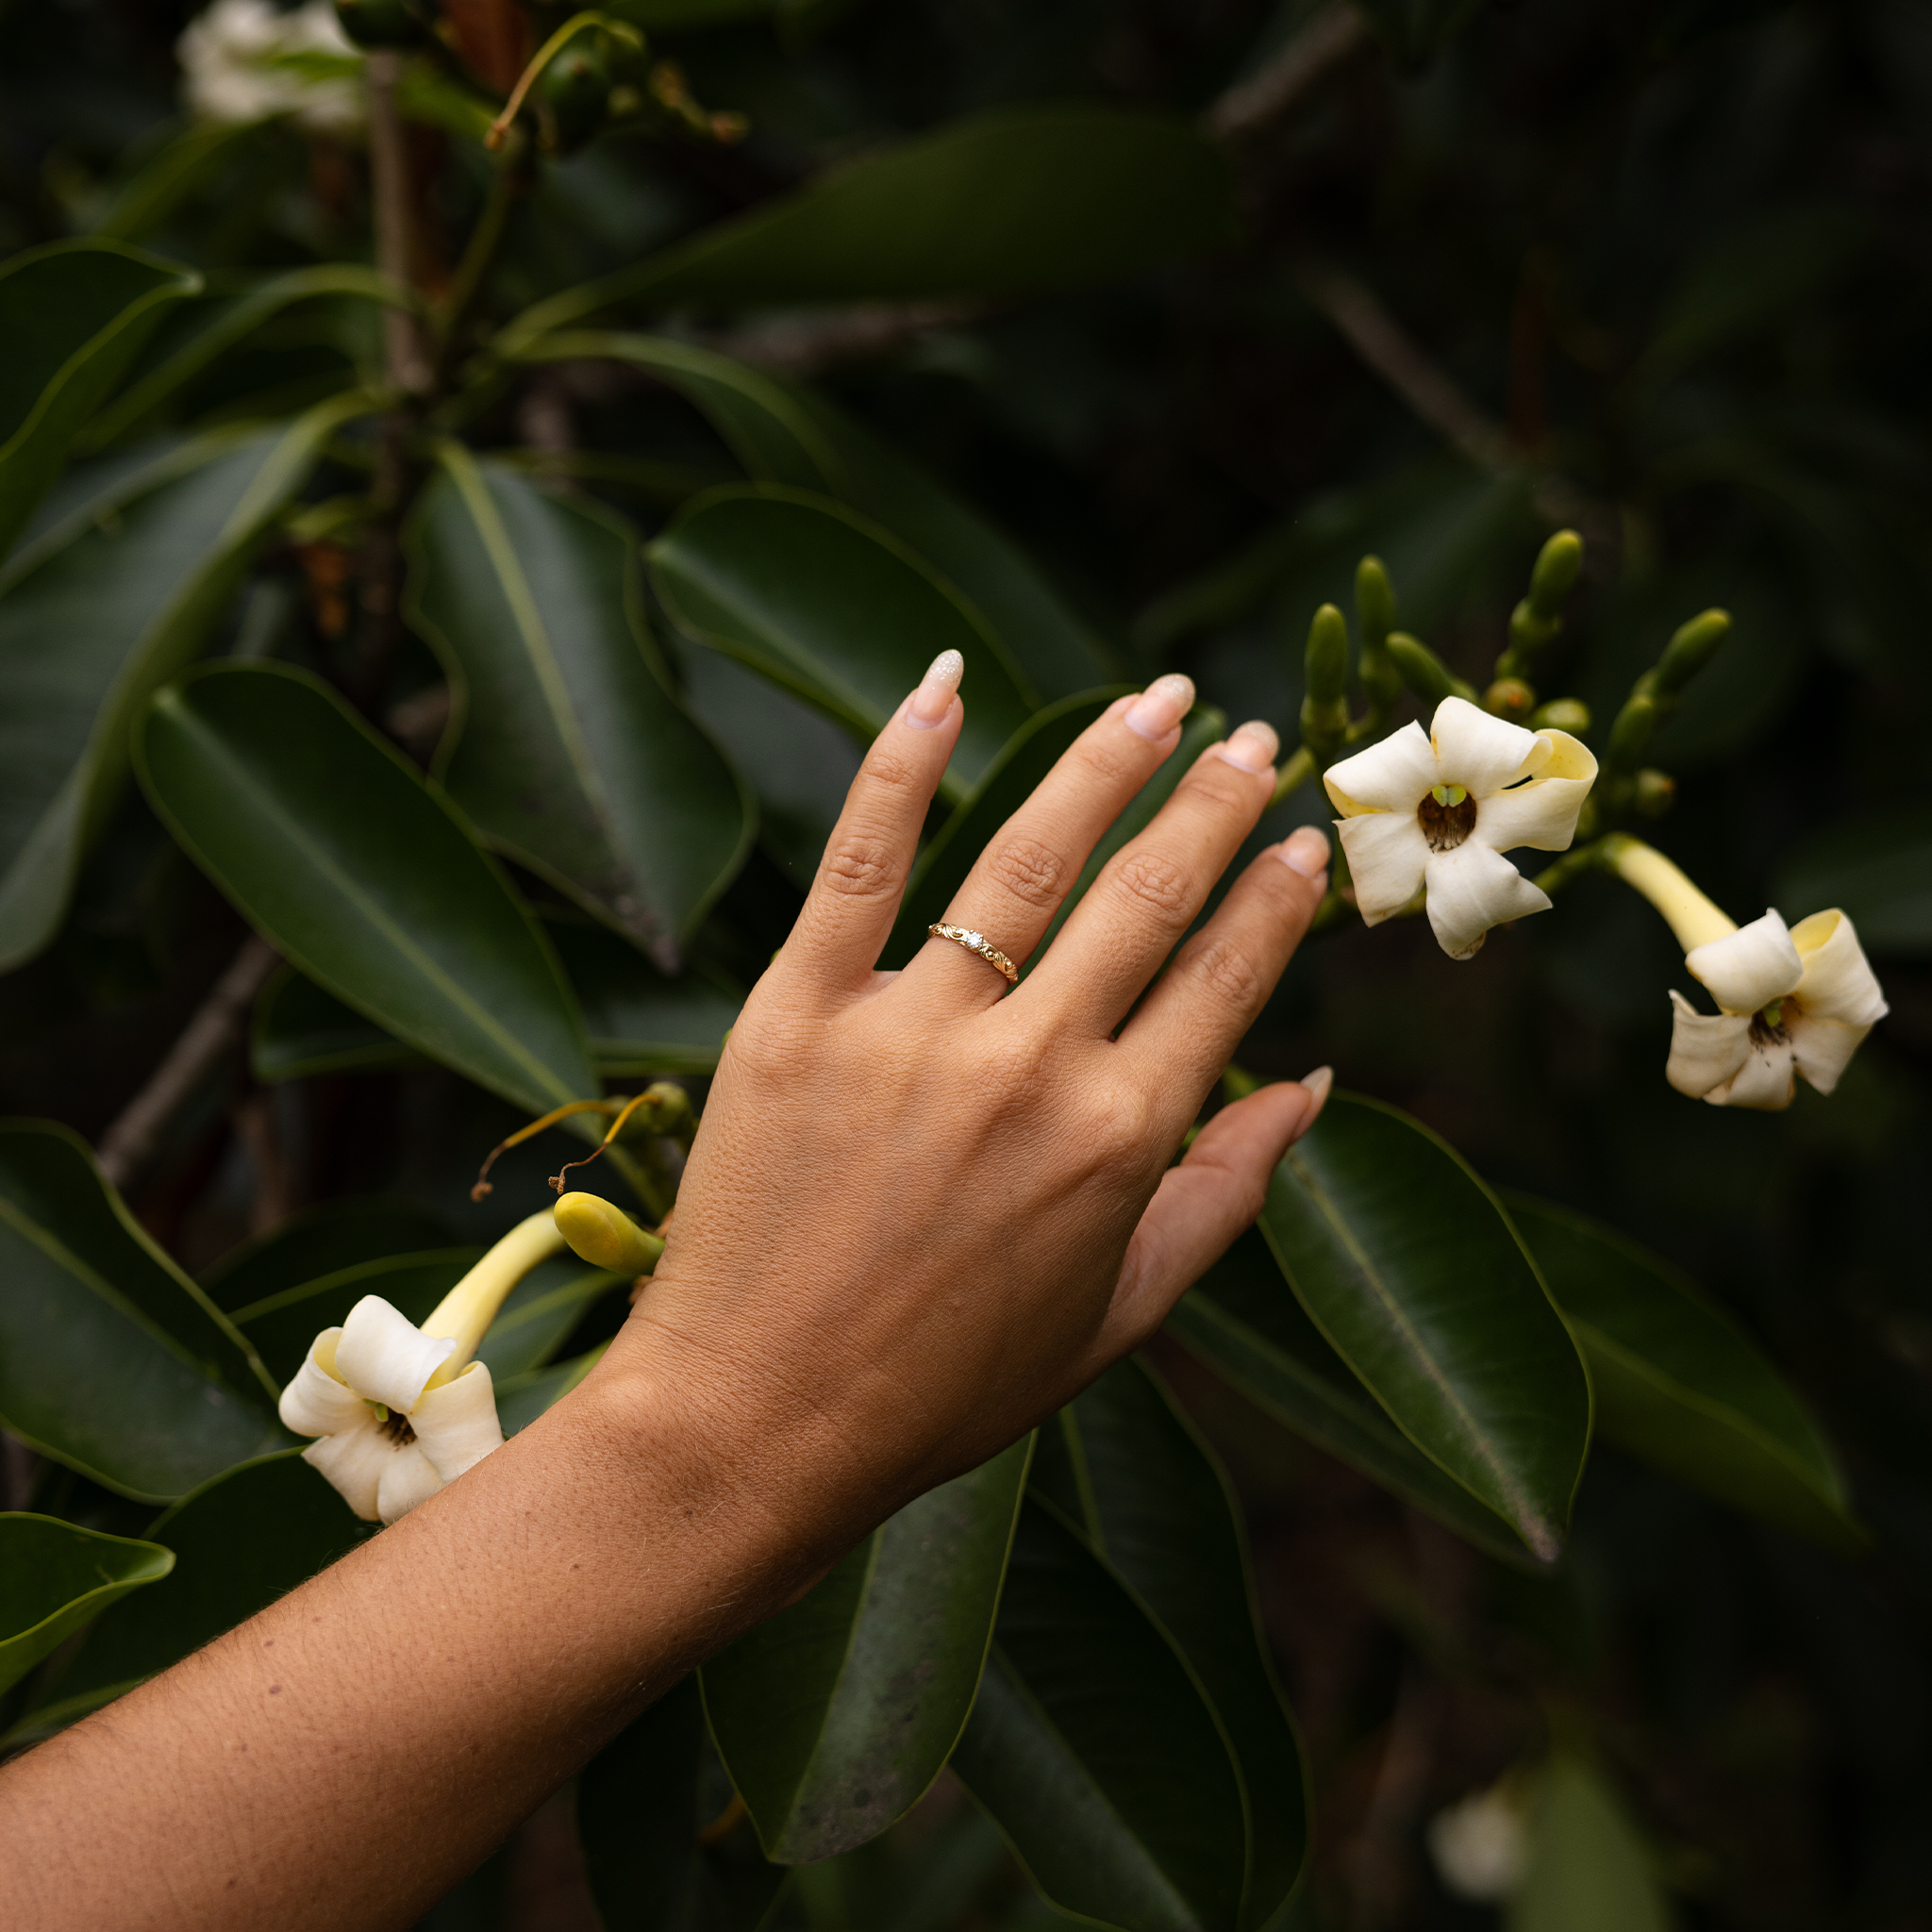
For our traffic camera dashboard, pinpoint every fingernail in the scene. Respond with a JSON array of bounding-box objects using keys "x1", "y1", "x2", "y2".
[
  {"x1": 1293, "y1": 1066, "x2": 1333, "y2": 1141},
  {"x1": 1278, "y1": 825, "x2": 1330, "y2": 877},
  {"x1": 1218, "y1": 720, "x2": 1278, "y2": 774},
  {"x1": 906, "y1": 649, "x2": 964, "y2": 729},
  {"x1": 1124, "y1": 674, "x2": 1194, "y2": 742}
]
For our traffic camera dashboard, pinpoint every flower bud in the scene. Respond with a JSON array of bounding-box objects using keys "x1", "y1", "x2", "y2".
[
  {"x1": 1299, "y1": 603, "x2": 1351, "y2": 759},
  {"x1": 541, "y1": 37, "x2": 611, "y2": 153},
  {"x1": 555, "y1": 1192, "x2": 665, "y2": 1276},
  {"x1": 616, "y1": 1079, "x2": 693, "y2": 1143},
  {"x1": 1386, "y1": 632, "x2": 1476, "y2": 708},
  {"x1": 1528, "y1": 529, "x2": 1583, "y2": 616},
  {"x1": 1654, "y1": 608, "x2": 1730, "y2": 696},
  {"x1": 1528, "y1": 696, "x2": 1591, "y2": 734},
  {"x1": 1633, "y1": 768, "x2": 1676, "y2": 818},
  {"x1": 1483, "y1": 676, "x2": 1535, "y2": 720},
  {"x1": 1607, "y1": 691, "x2": 1657, "y2": 766},
  {"x1": 1355, "y1": 557, "x2": 1396, "y2": 651}
]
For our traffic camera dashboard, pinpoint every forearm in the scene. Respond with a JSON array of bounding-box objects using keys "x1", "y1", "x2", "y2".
[{"x1": 0, "y1": 1343, "x2": 826, "y2": 1932}]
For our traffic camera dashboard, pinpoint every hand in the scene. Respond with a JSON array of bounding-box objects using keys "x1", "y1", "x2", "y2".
[{"x1": 604, "y1": 654, "x2": 1332, "y2": 1563}]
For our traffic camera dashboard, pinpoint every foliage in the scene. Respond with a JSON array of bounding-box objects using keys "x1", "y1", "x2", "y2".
[{"x1": 2, "y1": 0, "x2": 1927, "y2": 1926}]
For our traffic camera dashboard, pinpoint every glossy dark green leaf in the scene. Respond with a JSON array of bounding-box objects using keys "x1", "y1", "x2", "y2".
[
  {"x1": 1507, "y1": 1757, "x2": 1672, "y2": 1932},
  {"x1": 519, "y1": 333, "x2": 1116, "y2": 701},
  {"x1": 494, "y1": 1343, "x2": 609, "y2": 1437},
  {"x1": 882, "y1": 691, "x2": 1124, "y2": 968},
  {"x1": 0, "y1": 239, "x2": 199, "y2": 560},
  {"x1": 649, "y1": 487, "x2": 1035, "y2": 801},
  {"x1": 474, "y1": 1257, "x2": 624, "y2": 1381},
  {"x1": 250, "y1": 963, "x2": 425, "y2": 1081},
  {"x1": 1167, "y1": 1231, "x2": 1535, "y2": 1566},
  {"x1": 1774, "y1": 811, "x2": 1932, "y2": 957},
  {"x1": 0, "y1": 1514, "x2": 174, "y2": 1696},
  {"x1": 201, "y1": 1197, "x2": 458, "y2": 1313},
  {"x1": 136, "y1": 661, "x2": 599, "y2": 1116},
  {"x1": 93, "y1": 118, "x2": 270, "y2": 243},
  {"x1": 502, "y1": 107, "x2": 1240, "y2": 339},
  {"x1": 408, "y1": 448, "x2": 752, "y2": 967},
  {"x1": 0, "y1": 406, "x2": 356, "y2": 972},
  {"x1": 951, "y1": 1498, "x2": 1248, "y2": 1932},
  {"x1": 1257, "y1": 1096, "x2": 1590, "y2": 1562},
  {"x1": 548, "y1": 920, "x2": 742, "y2": 1076},
  {"x1": 1038, "y1": 1357, "x2": 1307, "y2": 1927},
  {"x1": 0, "y1": 1121, "x2": 284, "y2": 1503},
  {"x1": 702, "y1": 1435, "x2": 1032, "y2": 1862},
  {"x1": 579, "y1": 1674, "x2": 791, "y2": 1932},
  {"x1": 25, "y1": 1451, "x2": 371, "y2": 1734},
  {"x1": 81, "y1": 263, "x2": 405, "y2": 451},
  {"x1": 1508, "y1": 1194, "x2": 1859, "y2": 1552}
]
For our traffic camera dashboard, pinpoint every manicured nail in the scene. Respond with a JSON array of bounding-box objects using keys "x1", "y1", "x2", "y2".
[
  {"x1": 1124, "y1": 674, "x2": 1194, "y2": 742},
  {"x1": 1218, "y1": 720, "x2": 1278, "y2": 774},
  {"x1": 906, "y1": 649, "x2": 964, "y2": 729},
  {"x1": 1278, "y1": 825, "x2": 1330, "y2": 877},
  {"x1": 1292, "y1": 1066, "x2": 1333, "y2": 1142}
]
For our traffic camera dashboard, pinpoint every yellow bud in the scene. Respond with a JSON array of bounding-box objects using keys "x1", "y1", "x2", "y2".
[{"x1": 555, "y1": 1191, "x2": 664, "y2": 1276}]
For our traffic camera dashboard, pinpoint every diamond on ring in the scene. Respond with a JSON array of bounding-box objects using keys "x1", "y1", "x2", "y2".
[{"x1": 928, "y1": 923, "x2": 1018, "y2": 989}]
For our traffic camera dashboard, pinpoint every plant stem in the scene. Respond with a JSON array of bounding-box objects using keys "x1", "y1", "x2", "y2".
[
  {"x1": 366, "y1": 51, "x2": 431, "y2": 398},
  {"x1": 1270, "y1": 743, "x2": 1316, "y2": 808},
  {"x1": 435, "y1": 131, "x2": 528, "y2": 376}
]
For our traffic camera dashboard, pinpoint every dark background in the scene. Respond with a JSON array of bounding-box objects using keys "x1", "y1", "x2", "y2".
[{"x1": 3, "y1": 0, "x2": 1930, "y2": 1923}]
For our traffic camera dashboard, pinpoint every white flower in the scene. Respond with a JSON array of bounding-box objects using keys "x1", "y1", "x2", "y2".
[
  {"x1": 277, "y1": 1210, "x2": 565, "y2": 1523},
  {"x1": 178, "y1": 0, "x2": 363, "y2": 134},
  {"x1": 1426, "y1": 1782, "x2": 1528, "y2": 1902},
  {"x1": 1323, "y1": 696, "x2": 1598, "y2": 959},
  {"x1": 1667, "y1": 908, "x2": 1888, "y2": 1110}
]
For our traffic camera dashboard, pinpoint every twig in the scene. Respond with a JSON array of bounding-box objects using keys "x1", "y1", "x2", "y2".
[
  {"x1": 365, "y1": 52, "x2": 431, "y2": 397},
  {"x1": 1203, "y1": 2, "x2": 1375, "y2": 142},
  {"x1": 693, "y1": 300, "x2": 981, "y2": 376},
  {"x1": 97, "y1": 937, "x2": 281, "y2": 1191}
]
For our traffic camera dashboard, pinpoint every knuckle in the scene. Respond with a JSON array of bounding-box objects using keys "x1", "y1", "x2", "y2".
[
  {"x1": 1178, "y1": 759, "x2": 1257, "y2": 816},
  {"x1": 984, "y1": 835, "x2": 1067, "y2": 909},
  {"x1": 861, "y1": 745, "x2": 923, "y2": 794},
  {"x1": 819, "y1": 829, "x2": 900, "y2": 900},
  {"x1": 1074, "y1": 733, "x2": 1140, "y2": 789},
  {"x1": 1186, "y1": 934, "x2": 1262, "y2": 1013},
  {"x1": 1110, "y1": 847, "x2": 1194, "y2": 924}
]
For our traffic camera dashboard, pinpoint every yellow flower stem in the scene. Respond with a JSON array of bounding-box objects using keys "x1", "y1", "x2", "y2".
[
  {"x1": 485, "y1": 10, "x2": 644, "y2": 150},
  {"x1": 421, "y1": 1210, "x2": 568, "y2": 1384},
  {"x1": 1602, "y1": 832, "x2": 1737, "y2": 951}
]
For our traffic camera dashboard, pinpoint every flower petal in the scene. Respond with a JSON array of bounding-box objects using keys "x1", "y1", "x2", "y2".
[
  {"x1": 1790, "y1": 909, "x2": 1889, "y2": 1029},
  {"x1": 277, "y1": 1327, "x2": 366, "y2": 1438},
  {"x1": 409, "y1": 1361, "x2": 505, "y2": 1484},
  {"x1": 1686, "y1": 909, "x2": 1803, "y2": 1016},
  {"x1": 1789, "y1": 1011, "x2": 1872, "y2": 1096},
  {"x1": 1324, "y1": 721, "x2": 1438, "y2": 815},
  {"x1": 302, "y1": 1422, "x2": 391, "y2": 1523},
  {"x1": 1422, "y1": 842, "x2": 1551, "y2": 959},
  {"x1": 375, "y1": 1444, "x2": 445, "y2": 1524},
  {"x1": 335, "y1": 1294, "x2": 457, "y2": 1414},
  {"x1": 1428, "y1": 696, "x2": 1547, "y2": 799},
  {"x1": 1709, "y1": 1032, "x2": 1797, "y2": 1110},
  {"x1": 1665, "y1": 991, "x2": 1752, "y2": 1099},
  {"x1": 1469, "y1": 730, "x2": 1598, "y2": 855},
  {"x1": 1335, "y1": 811, "x2": 1432, "y2": 924}
]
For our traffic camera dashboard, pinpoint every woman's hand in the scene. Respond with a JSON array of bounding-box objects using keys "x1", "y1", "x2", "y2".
[{"x1": 606, "y1": 652, "x2": 1331, "y2": 1565}]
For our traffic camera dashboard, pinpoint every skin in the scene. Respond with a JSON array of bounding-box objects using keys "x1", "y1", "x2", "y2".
[{"x1": 0, "y1": 661, "x2": 1331, "y2": 1932}]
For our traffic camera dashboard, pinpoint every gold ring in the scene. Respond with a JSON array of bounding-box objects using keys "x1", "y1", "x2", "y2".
[{"x1": 928, "y1": 923, "x2": 1018, "y2": 988}]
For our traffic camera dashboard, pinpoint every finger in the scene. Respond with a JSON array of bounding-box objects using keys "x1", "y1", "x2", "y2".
[
  {"x1": 1023, "y1": 719, "x2": 1282, "y2": 1033},
  {"x1": 1094, "y1": 1072, "x2": 1333, "y2": 1357},
  {"x1": 905, "y1": 675, "x2": 1195, "y2": 1009},
  {"x1": 1119, "y1": 826, "x2": 1331, "y2": 1095},
  {"x1": 784, "y1": 651, "x2": 965, "y2": 996}
]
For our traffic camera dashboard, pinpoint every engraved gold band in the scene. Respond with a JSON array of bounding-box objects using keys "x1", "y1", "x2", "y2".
[{"x1": 928, "y1": 923, "x2": 1018, "y2": 988}]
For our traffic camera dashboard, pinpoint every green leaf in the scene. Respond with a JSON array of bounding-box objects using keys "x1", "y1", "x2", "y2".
[
  {"x1": 494, "y1": 1343, "x2": 609, "y2": 1437},
  {"x1": 1257, "y1": 1096, "x2": 1591, "y2": 1562},
  {"x1": 701, "y1": 1436, "x2": 1032, "y2": 1861},
  {"x1": 1038, "y1": 1357, "x2": 1307, "y2": 1927},
  {"x1": 1167, "y1": 1231, "x2": 1537, "y2": 1567},
  {"x1": 93, "y1": 119, "x2": 273, "y2": 243},
  {"x1": 1507, "y1": 1757, "x2": 1673, "y2": 1932},
  {"x1": 475, "y1": 1258, "x2": 624, "y2": 1381},
  {"x1": 548, "y1": 921, "x2": 742, "y2": 1075},
  {"x1": 518, "y1": 333, "x2": 1116, "y2": 700},
  {"x1": 951, "y1": 1497, "x2": 1248, "y2": 1932},
  {"x1": 0, "y1": 1121, "x2": 284, "y2": 1503},
  {"x1": 135, "y1": 660, "x2": 600, "y2": 1116},
  {"x1": 1507, "y1": 1194, "x2": 1860, "y2": 1553},
  {"x1": 649, "y1": 486, "x2": 1036, "y2": 802},
  {"x1": 579, "y1": 1674, "x2": 790, "y2": 1932},
  {"x1": 0, "y1": 404, "x2": 358, "y2": 972},
  {"x1": 882, "y1": 691, "x2": 1126, "y2": 968},
  {"x1": 501, "y1": 107, "x2": 1240, "y2": 341},
  {"x1": 81, "y1": 263, "x2": 408, "y2": 452},
  {"x1": 0, "y1": 1515, "x2": 174, "y2": 1696},
  {"x1": 251, "y1": 963, "x2": 425, "y2": 1081},
  {"x1": 0, "y1": 239, "x2": 200, "y2": 561},
  {"x1": 408, "y1": 448, "x2": 753, "y2": 967},
  {"x1": 1774, "y1": 811, "x2": 1932, "y2": 958},
  {"x1": 24, "y1": 1452, "x2": 371, "y2": 1735},
  {"x1": 200, "y1": 1197, "x2": 458, "y2": 1312}
]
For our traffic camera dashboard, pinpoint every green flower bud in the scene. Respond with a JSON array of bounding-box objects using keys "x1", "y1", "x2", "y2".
[
  {"x1": 555, "y1": 1192, "x2": 665, "y2": 1277},
  {"x1": 1528, "y1": 529, "x2": 1583, "y2": 617},
  {"x1": 1654, "y1": 608, "x2": 1730, "y2": 696},
  {"x1": 1355, "y1": 556, "x2": 1396, "y2": 652},
  {"x1": 616, "y1": 1079, "x2": 693, "y2": 1142},
  {"x1": 541, "y1": 37, "x2": 611, "y2": 153},
  {"x1": 1304, "y1": 602, "x2": 1349, "y2": 706},
  {"x1": 1483, "y1": 676, "x2": 1535, "y2": 720},
  {"x1": 1607, "y1": 692, "x2": 1657, "y2": 766},
  {"x1": 1633, "y1": 768, "x2": 1676, "y2": 818},
  {"x1": 1527, "y1": 696, "x2": 1591, "y2": 735},
  {"x1": 1385, "y1": 632, "x2": 1476, "y2": 708}
]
